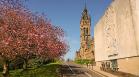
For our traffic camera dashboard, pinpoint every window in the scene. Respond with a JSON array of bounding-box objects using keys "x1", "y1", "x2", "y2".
[
  {"x1": 86, "y1": 28, "x2": 88, "y2": 35},
  {"x1": 83, "y1": 28, "x2": 85, "y2": 36}
]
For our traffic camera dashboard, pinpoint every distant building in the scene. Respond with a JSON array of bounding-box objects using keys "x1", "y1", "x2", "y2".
[
  {"x1": 75, "y1": 6, "x2": 94, "y2": 61},
  {"x1": 94, "y1": 0, "x2": 139, "y2": 75},
  {"x1": 75, "y1": 51, "x2": 81, "y2": 60}
]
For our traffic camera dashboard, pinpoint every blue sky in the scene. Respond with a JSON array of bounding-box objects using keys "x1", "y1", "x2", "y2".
[{"x1": 25, "y1": 0, "x2": 112, "y2": 60}]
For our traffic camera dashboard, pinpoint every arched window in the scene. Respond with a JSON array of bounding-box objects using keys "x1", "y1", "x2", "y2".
[
  {"x1": 83, "y1": 28, "x2": 85, "y2": 35},
  {"x1": 83, "y1": 28, "x2": 89, "y2": 39},
  {"x1": 86, "y1": 28, "x2": 88, "y2": 35}
]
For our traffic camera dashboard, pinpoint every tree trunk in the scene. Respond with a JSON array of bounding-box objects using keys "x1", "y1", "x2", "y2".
[
  {"x1": 23, "y1": 59, "x2": 28, "y2": 70},
  {"x1": 2, "y1": 61, "x2": 9, "y2": 77}
]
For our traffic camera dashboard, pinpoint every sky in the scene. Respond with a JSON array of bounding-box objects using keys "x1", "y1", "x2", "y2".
[{"x1": 24, "y1": 0, "x2": 112, "y2": 60}]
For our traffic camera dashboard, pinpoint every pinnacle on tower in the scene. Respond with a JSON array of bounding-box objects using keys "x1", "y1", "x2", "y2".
[{"x1": 81, "y1": 2, "x2": 90, "y2": 20}]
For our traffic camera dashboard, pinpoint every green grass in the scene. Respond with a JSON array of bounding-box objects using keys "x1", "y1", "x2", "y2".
[
  {"x1": 75, "y1": 59, "x2": 94, "y2": 65},
  {"x1": 0, "y1": 63, "x2": 61, "y2": 77}
]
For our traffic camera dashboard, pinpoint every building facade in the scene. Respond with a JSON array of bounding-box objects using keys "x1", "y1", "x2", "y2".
[
  {"x1": 75, "y1": 6, "x2": 94, "y2": 61},
  {"x1": 94, "y1": 0, "x2": 139, "y2": 75}
]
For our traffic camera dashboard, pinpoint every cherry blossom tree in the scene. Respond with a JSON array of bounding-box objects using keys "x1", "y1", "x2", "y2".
[
  {"x1": 0, "y1": 2, "x2": 37, "y2": 76},
  {"x1": 0, "y1": 0, "x2": 68, "y2": 76},
  {"x1": 34, "y1": 16, "x2": 69, "y2": 59}
]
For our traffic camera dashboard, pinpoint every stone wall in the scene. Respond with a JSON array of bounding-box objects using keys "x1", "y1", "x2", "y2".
[
  {"x1": 94, "y1": 0, "x2": 139, "y2": 61},
  {"x1": 118, "y1": 57, "x2": 139, "y2": 75},
  {"x1": 130, "y1": 0, "x2": 139, "y2": 54},
  {"x1": 94, "y1": 0, "x2": 139, "y2": 75}
]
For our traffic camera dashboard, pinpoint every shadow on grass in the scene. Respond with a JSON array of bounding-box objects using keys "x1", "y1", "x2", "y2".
[{"x1": 0, "y1": 63, "x2": 61, "y2": 77}]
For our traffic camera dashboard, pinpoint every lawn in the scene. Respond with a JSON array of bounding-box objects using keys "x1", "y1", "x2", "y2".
[{"x1": 0, "y1": 63, "x2": 61, "y2": 77}]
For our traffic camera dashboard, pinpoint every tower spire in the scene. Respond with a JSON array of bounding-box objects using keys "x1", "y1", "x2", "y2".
[
  {"x1": 85, "y1": 0, "x2": 87, "y2": 9},
  {"x1": 81, "y1": 0, "x2": 90, "y2": 20}
]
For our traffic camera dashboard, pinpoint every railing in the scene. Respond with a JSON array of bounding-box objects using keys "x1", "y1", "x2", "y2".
[{"x1": 100, "y1": 62, "x2": 119, "y2": 72}]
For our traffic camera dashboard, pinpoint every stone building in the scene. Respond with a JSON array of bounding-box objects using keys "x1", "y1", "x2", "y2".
[
  {"x1": 75, "y1": 6, "x2": 94, "y2": 61},
  {"x1": 75, "y1": 50, "x2": 81, "y2": 60},
  {"x1": 94, "y1": 0, "x2": 139, "y2": 75}
]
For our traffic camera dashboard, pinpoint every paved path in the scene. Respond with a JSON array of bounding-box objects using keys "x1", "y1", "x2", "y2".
[{"x1": 59, "y1": 62, "x2": 103, "y2": 77}]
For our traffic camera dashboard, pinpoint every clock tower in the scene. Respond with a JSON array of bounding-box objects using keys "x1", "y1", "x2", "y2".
[
  {"x1": 75, "y1": 5, "x2": 94, "y2": 60},
  {"x1": 80, "y1": 6, "x2": 91, "y2": 49}
]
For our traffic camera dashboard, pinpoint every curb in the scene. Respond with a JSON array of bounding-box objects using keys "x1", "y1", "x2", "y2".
[{"x1": 91, "y1": 69, "x2": 108, "y2": 77}]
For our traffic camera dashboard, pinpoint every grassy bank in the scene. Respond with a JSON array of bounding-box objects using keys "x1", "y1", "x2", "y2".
[
  {"x1": 0, "y1": 63, "x2": 61, "y2": 77},
  {"x1": 75, "y1": 59, "x2": 94, "y2": 65}
]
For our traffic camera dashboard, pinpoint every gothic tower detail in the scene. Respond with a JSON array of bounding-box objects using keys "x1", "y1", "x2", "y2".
[
  {"x1": 75, "y1": 4, "x2": 94, "y2": 60},
  {"x1": 80, "y1": 6, "x2": 91, "y2": 49}
]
